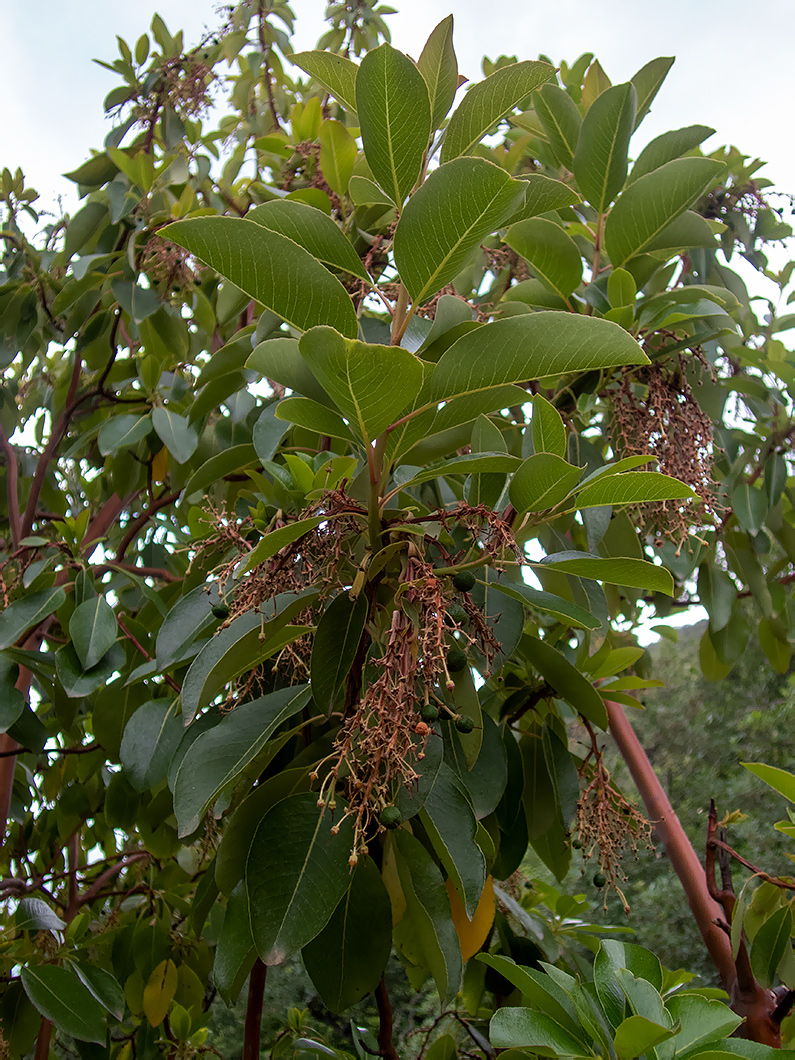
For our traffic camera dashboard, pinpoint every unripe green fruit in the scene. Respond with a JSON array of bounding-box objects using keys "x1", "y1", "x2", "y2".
[
  {"x1": 379, "y1": 806, "x2": 402, "y2": 829},
  {"x1": 572, "y1": 837, "x2": 583, "y2": 850},
  {"x1": 420, "y1": 703, "x2": 439, "y2": 721},
  {"x1": 451, "y1": 569, "x2": 476, "y2": 593},
  {"x1": 211, "y1": 603, "x2": 230, "y2": 619},
  {"x1": 456, "y1": 716, "x2": 475, "y2": 734},
  {"x1": 446, "y1": 648, "x2": 468, "y2": 672},
  {"x1": 593, "y1": 871, "x2": 607, "y2": 888},
  {"x1": 446, "y1": 602, "x2": 468, "y2": 625}
]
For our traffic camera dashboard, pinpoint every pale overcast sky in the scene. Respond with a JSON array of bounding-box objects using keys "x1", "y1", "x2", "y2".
[{"x1": 3, "y1": 0, "x2": 794, "y2": 219}]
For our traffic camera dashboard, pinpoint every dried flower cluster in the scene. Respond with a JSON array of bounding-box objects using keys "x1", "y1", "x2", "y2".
[
  {"x1": 576, "y1": 741, "x2": 656, "y2": 914},
  {"x1": 611, "y1": 353, "x2": 717, "y2": 548}
]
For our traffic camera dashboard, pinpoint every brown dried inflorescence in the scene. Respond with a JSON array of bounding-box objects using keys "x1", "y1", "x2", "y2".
[
  {"x1": 576, "y1": 740, "x2": 656, "y2": 914},
  {"x1": 611, "y1": 352, "x2": 718, "y2": 549},
  {"x1": 189, "y1": 494, "x2": 516, "y2": 860}
]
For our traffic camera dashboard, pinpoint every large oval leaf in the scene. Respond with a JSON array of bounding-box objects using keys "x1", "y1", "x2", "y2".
[
  {"x1": 69, "y1": 596, "x2": 117, "y2": 670},
  {"x1": 431, "y1": 314, "x2": 647, "y2": 405},
  {"x1": 246, "y1": 793, "x2": 355, "y2": 965},
  {"x1": 173, "y1": 685, "x2": 311, "y2": 837},
  {"x1": 441, "y1": 61, "x2": 555, "y2": 162},
  {"x1": 394, "y1": 158, "x2": 525, "y2": 304},
  {"x1": 417, "y1": 16, "x2": 458, "y2": 132},
  {"x1": 248, "y1": 199, "x2": 368, "y2": 280},
  {"x1": 0, "y1": 587, "x2": 66, "y2": 650},
  {"x1": 604, "y1": 157, "x2": 725, "y2": 266},
  {"x1": 355, "y1": 43, "x2": 431, "y2": 206},
  {"x1": 120, "y1": 699, "x2": 182, "y2": 793},
  {"x1": 21, "y1": 965, "x2": 107, "y2": 1044},
  {"x1": 302, "y1": 859, "x2": 392, "y2": 1013},
  {"x1": 572, "y1": 82, "x2": 637, "y2": 214},
  {"x1": 162, "y1": 217, "x2": 358, "y2": 338},
  {"x1": 504, "y1": 218, "x2": 583, "y2": 301},
  {"x1": 534, "y1": 551, "x2": 675, "y2": 596},
  {"x1": 299, "y1": 326, "x2": 424, "y2": 443},
  {"x1": 290, "y1": 51, "x2": 358, "y2": 113},
  {"x1": 310, "y1": 592, "x2": 368, "y2": 713}
]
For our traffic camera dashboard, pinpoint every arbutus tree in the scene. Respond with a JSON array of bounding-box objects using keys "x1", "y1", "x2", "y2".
[{"x1": 0, "y1": 2, "x2": 794, "y2": 1056}]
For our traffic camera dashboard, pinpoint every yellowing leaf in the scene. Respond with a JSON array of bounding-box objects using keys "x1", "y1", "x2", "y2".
[
  {"x1": 445, "y1": 874, "x2": 495, "y2": 961},
  {"x1": 143, "y1": 959, "x2": 178, "y2": 1028},
  {"x1": 151, "y1": 445, "x2": 168, "y2": 482}
]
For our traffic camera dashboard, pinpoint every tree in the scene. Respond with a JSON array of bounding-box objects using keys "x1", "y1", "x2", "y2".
[{"x1": 1, "y1": 2, "x2": 794, "y2": 1056}]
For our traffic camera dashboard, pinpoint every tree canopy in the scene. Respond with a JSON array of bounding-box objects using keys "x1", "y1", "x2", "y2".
[{"x1": 1, "y1": 2, "x2": 794, "y2": 1056}]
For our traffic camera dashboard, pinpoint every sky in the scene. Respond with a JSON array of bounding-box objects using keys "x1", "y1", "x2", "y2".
[{"x1": 3, "y1": 0, "x2": 795, "y2": 218}]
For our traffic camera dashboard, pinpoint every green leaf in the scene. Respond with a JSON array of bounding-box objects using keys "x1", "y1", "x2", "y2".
[
  {"x1": 604, "y1": 158, "x2": 725, "y2": 266},
  {"x1": 491, "y1": 581, "x2": 600, "y2": 630},
  {"x1": 299, "y1": 326, "x2": 423, "y2": 444},
  {"x1": 490, "y1": 1007, "x2": 590, "y2": 1056},
  {"x1": 162, "y1": 217, "x2": 358, "y2": 338},
  {"x1": 248, "y1": 199, "x2": 367, "y2": 280},
  {"x1": 508, "y1": 175, "x2": 581, "y2": 224},
  {"x1": 531, "y1": 394, "x2": 566, "y2": 458},
  {"x1": 275, "y1": 396, "x2": 355, "y2": 442},
  {"x1": 534, "y1": 84, "x2": 582, "y2": 170},
  {"x1": 431, "y1": 314, "x2": 646, "y2": 406},
  {"x1": 181, "y1": 590, "x2": 318, "y2": 722},
  {"x1": 120, "y1": 699, "x2": 182, "y2": 793},
  {"x1": 535, "y1": 551, "x2": 675, "y2": 596},
  {"x1": 302, "y1": 859, "x2": 392, "y2": 1013},
  {"x1": 69, "y1": 596, "x2": 117, "y2": 670},
  {"x1": 509, "y1": 454, "x2": 582, "y2": 513},
  {"x1": 400, "y1": 453, "x2": 520, "y2": 489},
  {"x1": 240, "y1": 517, "x2": 326, "y2": 575},
  {"x1": 741, "y1": 762, "x2": 795, "y2": 802},
  {"x1": 477, "y1": 956, "x2": 582, "y2": 1036},
  {"x1": 613, "y1": 1014, "x2": 676, "y2": 1058},
  {"x1": 310, "y1": 593, "x2": 368, "y2": 713},
  {"x1": 318, "y1": 119, "x2": 358, "y2": 198},
  {"x1": 71, "y1": 963, "x2": 125, "y2": 1021},
  {"x1": 246, "y1": 793, "x2": 355, "y2": 965},
  {"x1": 732, "y1": 484, "x2": 767, "y2": 535},
  {"x1": 0, "y1": 587, "x2": 67, "y2": 650},
  {"x1": 421, "y1": 762, "x2": 486, "y2": 918},
  {"x1": 594, "y1": 940, "x2": 663, "y2": 1027},
  {"x1": 441, "y1": 61, "x2": 555, "y2": 163},
  {"x1": 155, "y1": 582, "x2": 224, "y2": 670},
  {"x1": 417, "y1": 16, "x2": 459, "y2": 132},
  {"x1": 750, "y1": 904, "x2": 793, "y2": 988},
  {"x1": 573, "y1": 82, "x2": 637, "y2": 214},
  {"x1": 522, "y1": 635, "x2": 607, "y2": 728},
  {"x1": 56, "y1": 640, "x2": 126, "y2": 699},
  {"x1": 505, "y1": 218, "x2": 583, "y2": 301},
  {"x1": 173, "y1": 685, "x2": 311, "y2": 836},
  {"x1": 629, "y1": 125, "x2": 715, "y2": 184},
  {"x1": 247, "y1": 338, "x2": 329, "y2": 405},
  {"x1": 664, "y1": 994, "x2": 742, "y2": 1054},
  {"x1": 392, "y1": 829, "x2": 463, "y2": 1004},
  {"x1": 576, "y1": 471, "x2": 695, "y2": 509},
  {"x1": 290, "y1": 51, "x2": 358, "y2": 113},
  {"x1": 213, "y1": 884, "x2": 257, "y2": 1006},
  {"x1": 355, "y1": 43, "x2": 431, "y2": 205},
  {"x1": 183, "y1": 444, "x2": 259, "y2": 500},
  {"x1": 152, "y1": 407, "x2": 198, "y2": 465},
  {"x1": 21, "y1": 965, "x2": 107, "y2": 1044},
  {"x1": 97, "y1": 413, "x2": 152, "y2": 455},
  {"x1": 630, "y1": 56, "x2": 675, "y2": 129},
  {"x1": 394, "y1": 158, "x2": 524, "y2": 304},
  {"x1": 15, "y1": 897, "x2": 66, "y2": 932}
]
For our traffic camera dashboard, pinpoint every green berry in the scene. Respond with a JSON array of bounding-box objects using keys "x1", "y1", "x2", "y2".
[
  {"x1": 572, "y1": 837, "x2": 582, "y2": 850},
  {"x1": 452, "y1": 569, "x2": 476, "y2": 593},
  {"x1": 456, "y1": 716, "x2": 475, "y2": 734},
  {"x1": 420, "y1": 703, "x2": 439, "y2": 722},
  {"x1": 211, "y1": 604, "x2": 230, "y2": 619},
  {"x1": 593, "y1": 871, "x2": 607, "y2": 888},
  {"x1": 446, "y1": 602, "x2": 468, "y2": 626},
  {"x1": 446, "y1": 648, "x2": 468, "y2": 673},
  {"x1": 379, "y1": 806, "x2": 402, "y2": 829}
]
